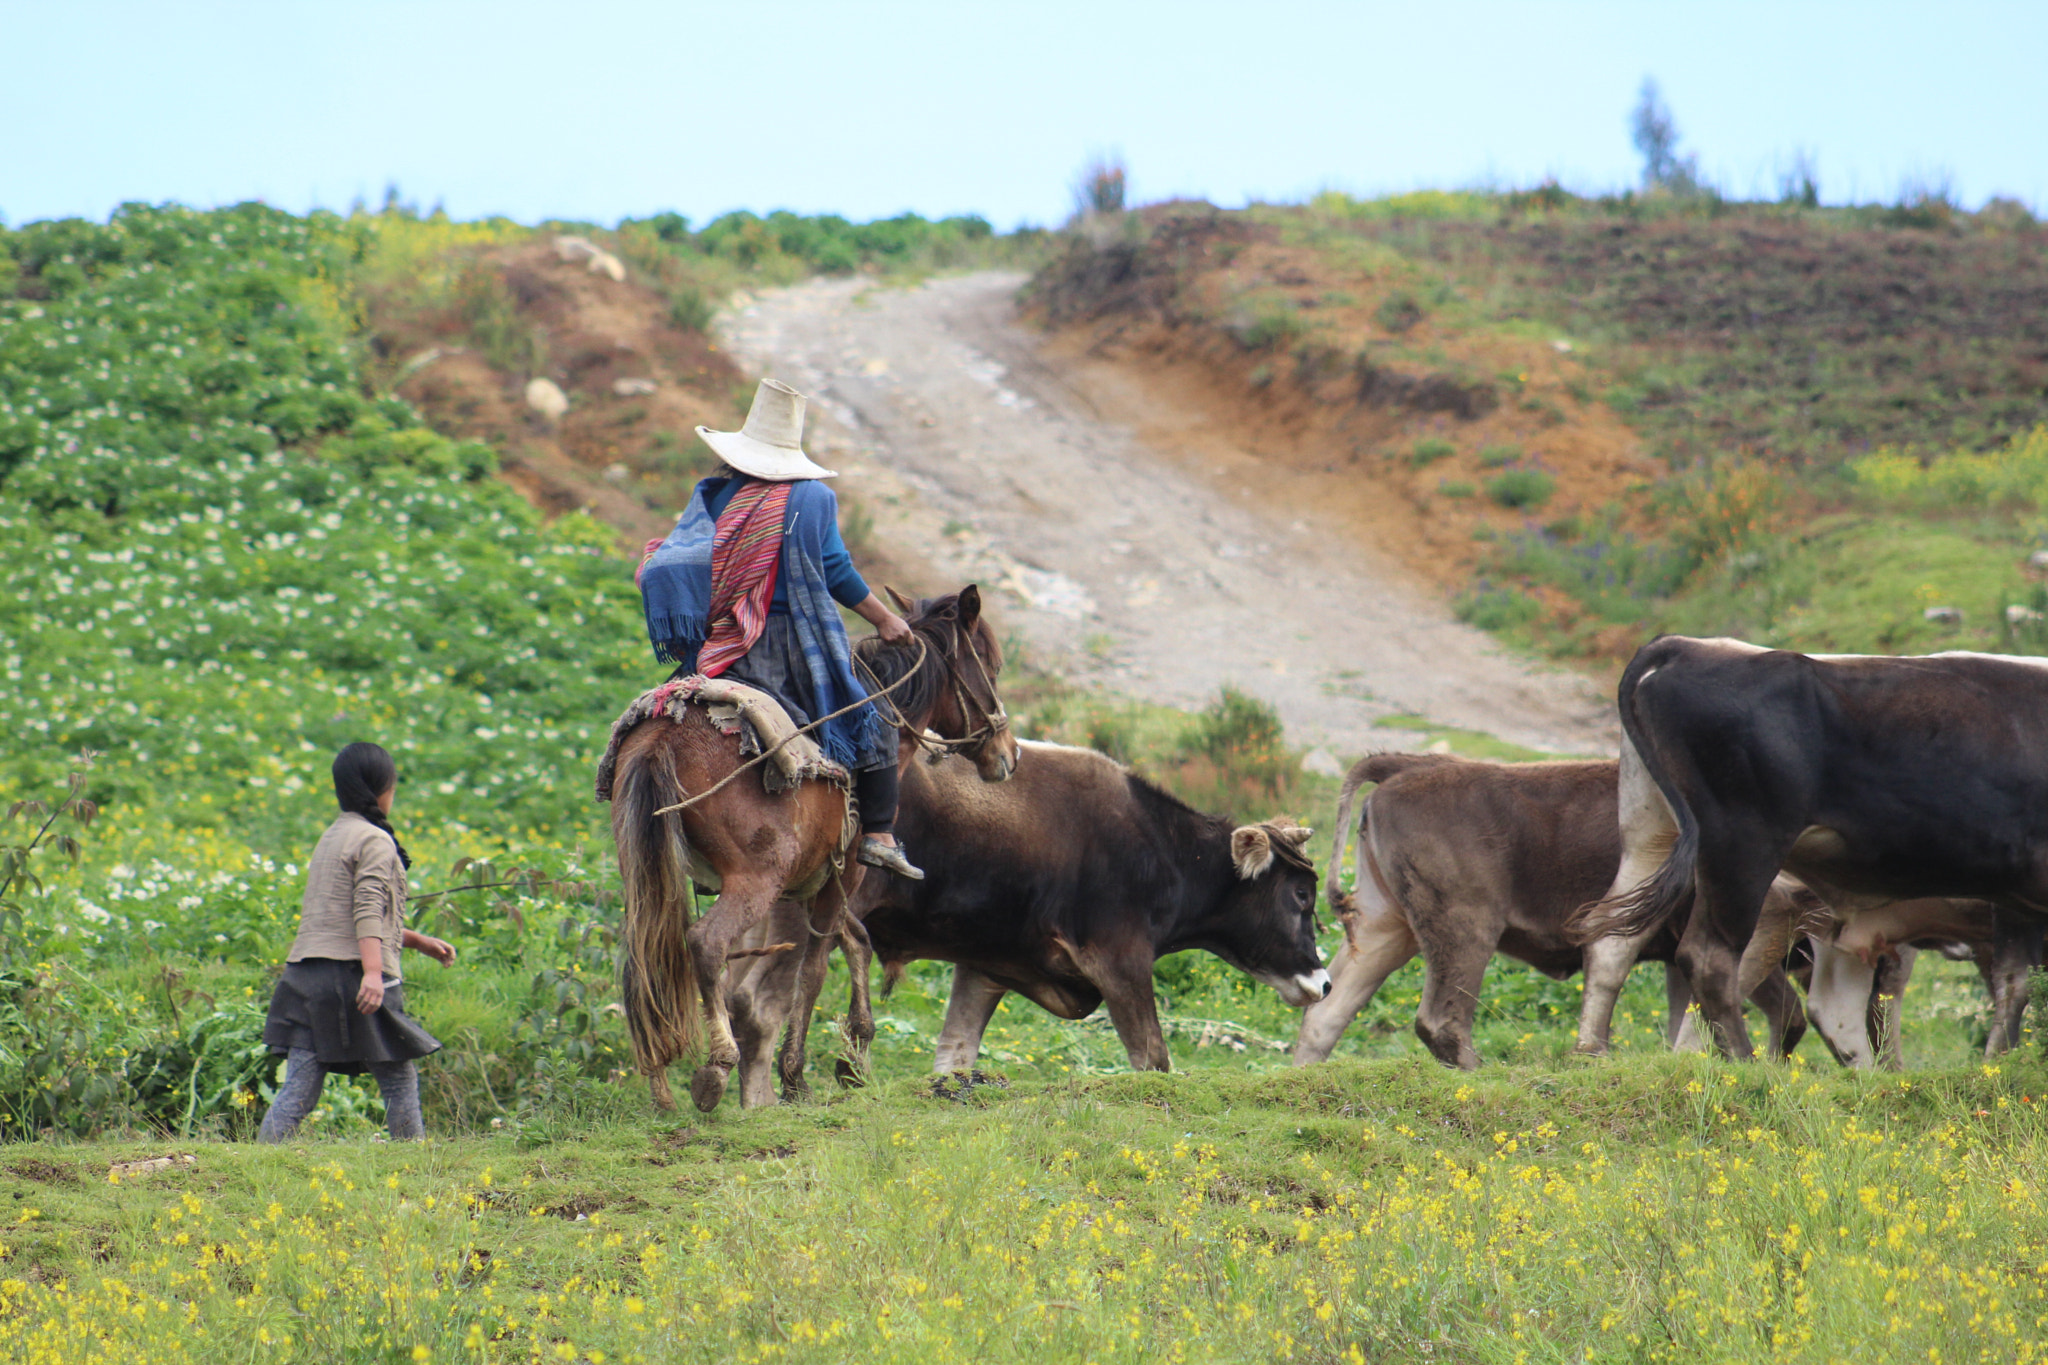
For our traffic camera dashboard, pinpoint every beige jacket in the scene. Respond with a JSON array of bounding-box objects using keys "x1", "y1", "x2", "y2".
[{"x1": 286, "y1": 812, "x2": 407, "y2": 982}]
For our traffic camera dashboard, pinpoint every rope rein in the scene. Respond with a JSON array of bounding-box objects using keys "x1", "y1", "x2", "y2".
[{"x1": 649, "y1": 635, "x2": 931, "y2": 818}]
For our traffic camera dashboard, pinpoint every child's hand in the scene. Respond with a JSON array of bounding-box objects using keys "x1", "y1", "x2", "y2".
[{"x1": 356, "y1": 972, "x2": 385, "y2": 1014}]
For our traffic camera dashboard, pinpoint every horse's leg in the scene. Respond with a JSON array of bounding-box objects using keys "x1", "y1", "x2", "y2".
[
  {"x1": 835, "y1": 912, "x2": 879, "y2": 1088},
  {"x1": 730, "y1": 901, "x2": 810, "y2": 1109},
  {"x1": 685, "y1": 877, "x2": 782, "y2": 1113}
]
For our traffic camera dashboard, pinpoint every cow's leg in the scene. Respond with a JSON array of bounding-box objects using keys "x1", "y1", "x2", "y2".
[
  {"x1": 1805, "y1": 935, "x2": 1876, "y2": 1067},
  {"x1": 1675, "y1": 847, "x2": 1782, "y2": 1060},
  {"x1": 933, "y1": 967, "x2": 1007, "y2": 1072},
  {"x1": 1092, "y1": 951, "x2": 1171, "y2": 1072},
  {"x1": 1667, "y1": 961, "x2": 1703, "y2": 1049},
  {"x1": 1868, "y1": 947, "x2": 1914, "y2": 1071},
  {"x1": 1749, "y1": 967, "x2": 1806, "y2": 1060},
  {"x1": 1413, "y1": 935, "x2": 1494, "y2": 1071},
  {"x1": 1981, "y1": 911, "x2": 2042, "y2": 1057},
  {"x1": 1292, "y1": 857, "x2": 1420, "y2": 1065},
  {"x1": 1575, "y1": 928, "x2": 1660, "y2": 1056},
  {"x1": 684, "y1": 877, "x2": 782, "y2": 1112}
]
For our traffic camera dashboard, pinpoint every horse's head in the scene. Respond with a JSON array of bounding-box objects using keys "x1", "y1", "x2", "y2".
[{"x1": 858, "y1": 584, "x2": 1018, "y2": 783}]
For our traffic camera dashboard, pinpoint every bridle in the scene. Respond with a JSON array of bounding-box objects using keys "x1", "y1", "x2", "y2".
[{"x1": 857, "y1": 617, "x2": 1011, "y2": 764}]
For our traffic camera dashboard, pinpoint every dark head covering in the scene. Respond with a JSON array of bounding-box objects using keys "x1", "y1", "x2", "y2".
[{"x1": 333, "y1": 741, "x2": 410, "y2": 870}]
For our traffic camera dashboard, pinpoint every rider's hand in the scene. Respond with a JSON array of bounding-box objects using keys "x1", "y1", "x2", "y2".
[
  {"x1": 878, "y1": 612, "x2": 913, "y2": 644},
  {"x1": 355, "y1": 971, "x2": 386, "y2": 1015}
]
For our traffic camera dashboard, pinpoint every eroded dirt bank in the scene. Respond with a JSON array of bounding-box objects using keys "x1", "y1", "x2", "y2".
[{"x1": 716, "y1": 272, "x2": 1617, "y2": 758}]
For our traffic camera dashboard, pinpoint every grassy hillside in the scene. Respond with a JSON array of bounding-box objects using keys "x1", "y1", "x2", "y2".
[{"x1": 1026, "y1": 191, "x2": 2048, "y2": 661}]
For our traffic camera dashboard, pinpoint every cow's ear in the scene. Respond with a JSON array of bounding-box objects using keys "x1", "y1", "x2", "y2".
[
  {"x1": 885, "y1": 585, "x2": 917, "y2": 614},
  {"x1": 957, "y1": 584, "x2": 982, "y2": 630},
  {"x1": 1231, "y1": 826, "x2": 1275, "y2": 880}
]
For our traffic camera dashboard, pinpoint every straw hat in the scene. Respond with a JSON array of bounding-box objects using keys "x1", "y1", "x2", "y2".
[{"x1": 695, "y1": 378, "x2": 837, "y2": 482}]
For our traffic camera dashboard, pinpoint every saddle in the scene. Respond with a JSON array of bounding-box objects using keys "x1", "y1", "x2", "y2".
[{"x1": 594, "y1": 675, "x2": 852, "y2": 803}]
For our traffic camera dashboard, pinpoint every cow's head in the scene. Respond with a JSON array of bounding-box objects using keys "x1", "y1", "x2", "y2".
[{"x1": 1199, "y1": 819, "x2": 1331, "y2": 1007}]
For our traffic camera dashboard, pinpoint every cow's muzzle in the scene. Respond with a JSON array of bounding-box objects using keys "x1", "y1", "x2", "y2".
[{"x1": 1268, "y1": 968, "x2": 1333, "y2": 1008}]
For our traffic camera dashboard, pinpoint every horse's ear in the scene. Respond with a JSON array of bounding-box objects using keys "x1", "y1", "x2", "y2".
[
  {"x1": 957, "y1": 584, "x2": 982, "y2": 629},
  {"x1": 885, "y1": 585, "x2": 916, "y2": 614}
]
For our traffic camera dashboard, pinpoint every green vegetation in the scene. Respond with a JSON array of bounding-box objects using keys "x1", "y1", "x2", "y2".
[
  {"x1": 1485, "y1": 467, "x2": 1555, "y2": 509},
  {"x1": 8, "y1": 189, "x2": 2048, "y2": 1363},
  {"x1": 4, "y1": 1049, "x2": 2045, "y2": 1363},
  {"x1": 1408, "y1": 436, "x2": 1455, "y2": 467}
]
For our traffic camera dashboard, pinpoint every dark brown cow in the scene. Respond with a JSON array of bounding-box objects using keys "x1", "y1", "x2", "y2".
[
  {"x1": 1293, "y1": 753, "x2": 1807, "y2": 1070},
  {"x1": 786, "y1": 740, "x2": 1331, "y2": 1077},
  {"x1": 1569, "y1": 638, "x2": 2048, "y2": 1059}
]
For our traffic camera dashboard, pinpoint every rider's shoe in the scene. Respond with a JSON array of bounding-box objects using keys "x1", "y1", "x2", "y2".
[{"x1": 858, "y1": 836, "x2": 925, "y2": 881}]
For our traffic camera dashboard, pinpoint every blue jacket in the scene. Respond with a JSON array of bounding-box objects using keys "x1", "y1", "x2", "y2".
[{"x1": 636, "y1": 477, "x2": 890, "y2": 770}]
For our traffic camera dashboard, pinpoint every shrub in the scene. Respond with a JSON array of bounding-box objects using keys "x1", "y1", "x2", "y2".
[
  {"x1": 1455, "y1": 585, "x2": 1543, "y2": 632},
  {"x1": 1170, "y1": 689, "x2": 1293, "y2": 822},
  {"x1": 1074, "y1": 156, "x2": 1128, "y2": 218},
  {"x1": 1479, "y1": 442, "x2": 1522, "y2": 469},
  {"x1": 1230, "y1": 298, "x2": 1307, "y2": 351},
  {"x1": 1439, "y1": 480, "x2": 1477, "y2": 498},
  {"x1": 1851, "y1": 427, "x2": 2048, "y2": 513},
  {"x1": 1488, "y1": 468, "x2": 1556, "y2": 509},
  {"x1": 1410, "y1": 437, "x2": 1456, "y2": 467},
  {"x1": 1375, "y1": 290, "x2": 1424, "y2": 333}
]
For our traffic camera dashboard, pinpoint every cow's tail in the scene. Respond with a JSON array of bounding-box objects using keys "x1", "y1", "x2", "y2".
[
  {"x1": 1567, "y1": 640, "x2": 1699, "y2": 944},
  {"x1": 1327, "y1": 752, "x2": 1459, "y2": 915},
  {"x1": 612, "y1": 730, "x2": 703, "y2": 1075}
]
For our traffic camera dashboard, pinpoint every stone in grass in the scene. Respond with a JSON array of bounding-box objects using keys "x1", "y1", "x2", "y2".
[
  {"x1": 1923, "y1": 606, "x2": 1963, "y2": 626},
  {"x1": 525, "y1": 377, "x2": 570, "y2": 421},
  {"x1": 108, "y1": 1154, "x2": 195, "y2": 1183}
]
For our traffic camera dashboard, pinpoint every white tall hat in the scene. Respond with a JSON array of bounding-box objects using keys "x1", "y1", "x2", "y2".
[{"x1": 695, "y1": 378, "x2": 837, "y2": 482}]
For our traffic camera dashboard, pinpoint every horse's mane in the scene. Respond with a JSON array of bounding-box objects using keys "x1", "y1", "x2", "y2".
[{"x1": 853, "y1": 589, "x2": 1002, "y2": 727}]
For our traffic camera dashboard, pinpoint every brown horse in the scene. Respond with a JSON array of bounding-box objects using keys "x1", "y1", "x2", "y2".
[{"x1": 608, "y1": 586, "x2": 1017, "y2": 1112}]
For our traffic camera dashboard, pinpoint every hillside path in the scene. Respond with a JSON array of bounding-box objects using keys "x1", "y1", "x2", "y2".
[{"x1": 716, "y1": 271, "x2": 1617, "y2": 759}]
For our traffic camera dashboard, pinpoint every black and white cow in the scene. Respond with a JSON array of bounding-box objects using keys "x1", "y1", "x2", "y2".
[{"x1": 1569, "y1": 637, "x2": 2048, "y2": 1059}]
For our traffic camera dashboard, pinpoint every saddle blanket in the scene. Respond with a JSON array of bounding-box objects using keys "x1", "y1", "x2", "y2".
[{"x1": 593, "y1": 675, "x2": 852, "y2": 803}]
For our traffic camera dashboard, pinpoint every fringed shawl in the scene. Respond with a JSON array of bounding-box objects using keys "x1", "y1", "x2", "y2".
[{"x1": 637, "y1": 478, "x2": 891, "y2": 770}]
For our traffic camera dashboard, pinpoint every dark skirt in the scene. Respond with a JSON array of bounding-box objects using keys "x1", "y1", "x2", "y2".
[
  {"x1": 262, "y1": 959, "x2": 442, "y2": 1074},
  {"x1": 717, "y1": 615, "x2": 894, "y2": 772}
]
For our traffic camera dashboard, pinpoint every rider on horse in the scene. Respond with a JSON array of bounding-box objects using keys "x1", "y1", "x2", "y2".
[{"x1": 635, "y1": 378, "x2": 925, "y2": 881}]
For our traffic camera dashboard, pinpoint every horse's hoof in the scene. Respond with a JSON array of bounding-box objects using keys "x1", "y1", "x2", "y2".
[
  {"x1": 649, "y1": 1074, "x2": 678, "y2": 1113},
  {"x1": 690, "y1": 1063, "x2": 732, "y2": 1113}
]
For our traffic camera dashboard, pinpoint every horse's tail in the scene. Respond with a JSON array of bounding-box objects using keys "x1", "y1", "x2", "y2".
[
  {"x1": 611, "y1": 726, "x2": 702, "y2": 1076},
  {"x1": 1327, "y1": 752, "x2": 1458, "y2": 916}
]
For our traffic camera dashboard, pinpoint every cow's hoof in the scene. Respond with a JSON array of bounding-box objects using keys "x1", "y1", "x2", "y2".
[
  {"x1": 648, "y1": 1073, "x2": 678, "y2": 1113},
  {"x1": 689, "y1": 1063, "x2": 732, "y2": 1113},
  {"x1": 1570, "y1": 1044, "x2": 1610, "y2": 1061},
  {"x1": 834, "y1": 1056, "x2": 869, "y2": 1089}
]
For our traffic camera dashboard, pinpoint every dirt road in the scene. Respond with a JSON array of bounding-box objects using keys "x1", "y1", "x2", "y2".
[{"x1": 716, "y1": 272, "x2": 1617, "y2": 759}]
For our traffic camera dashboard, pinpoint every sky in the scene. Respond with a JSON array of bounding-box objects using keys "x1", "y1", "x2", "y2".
[{"x1": 4, "y1": 1, "x2": 2044, "y2": 230}]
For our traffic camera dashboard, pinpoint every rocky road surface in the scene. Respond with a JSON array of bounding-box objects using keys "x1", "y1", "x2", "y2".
[{"x1": 716, "y1": 271, "x2": 1617, "y2": 761}]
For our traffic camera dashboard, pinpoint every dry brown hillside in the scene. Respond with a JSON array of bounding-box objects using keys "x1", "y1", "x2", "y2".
[
  {"x1": 1022, "y1": 207, "x2": 1660, "y2": 603},
  {"x1": 356, "y1": 238, "x2": 748, "y2": 549}
]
